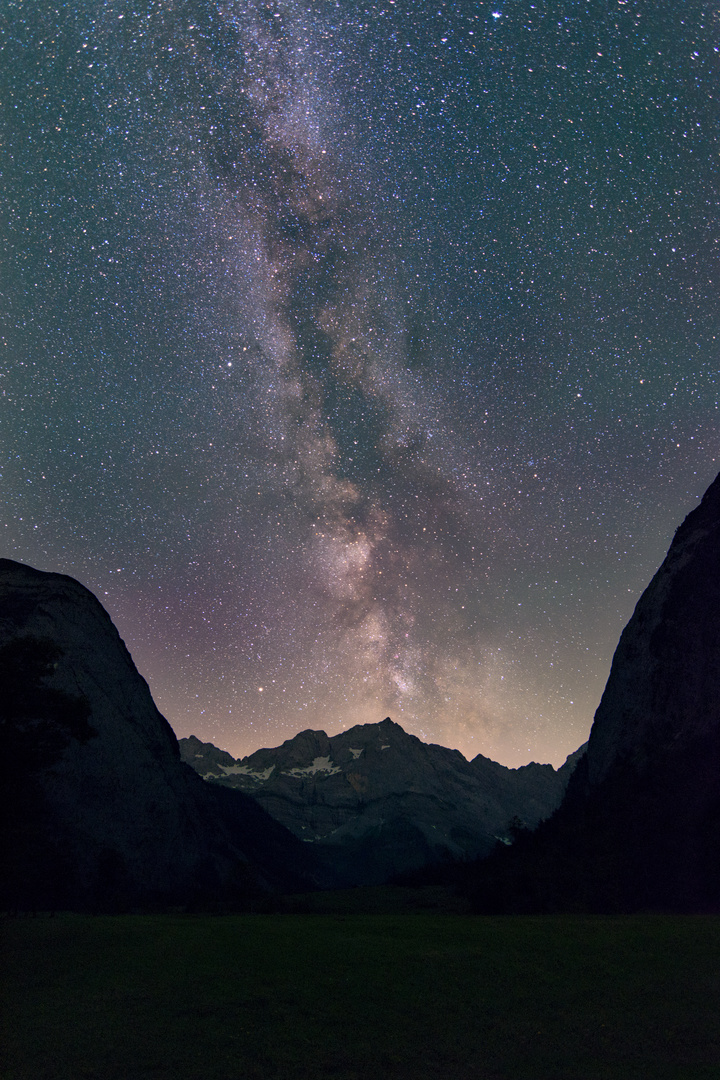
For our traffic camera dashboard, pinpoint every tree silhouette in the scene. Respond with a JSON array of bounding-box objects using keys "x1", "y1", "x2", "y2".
[{"x1": 0, "y1": 636, "x2": 95, "y2": 791}]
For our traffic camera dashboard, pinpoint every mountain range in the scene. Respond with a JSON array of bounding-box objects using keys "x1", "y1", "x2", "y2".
[
  {"x1": 3, "y1": 467, "x2": 720, "y2": 911},
  {"x1": 179, "y1": 723, "x2": 583, "y2": 885}
]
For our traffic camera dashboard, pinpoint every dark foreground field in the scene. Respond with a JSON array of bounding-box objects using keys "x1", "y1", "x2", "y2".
[{"x1": 2, "y1": 893, "x2": 719, "y2": 1080}]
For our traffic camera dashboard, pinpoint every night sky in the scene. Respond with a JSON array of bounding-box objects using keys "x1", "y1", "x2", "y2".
[{"x1": 2, "y1": 0, "x2": 718, "y2": 767}]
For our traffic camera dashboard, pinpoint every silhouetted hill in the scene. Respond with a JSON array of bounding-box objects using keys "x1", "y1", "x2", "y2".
[
  {"x1": 0, "y1": 560, "x2": 330, "y2": 911},
  {"x1": 180, "y1": 720, "x2": 583, "y2": 885},
  {"x1": 467, "y1": 471, "x2": 720, "y2": 913}
]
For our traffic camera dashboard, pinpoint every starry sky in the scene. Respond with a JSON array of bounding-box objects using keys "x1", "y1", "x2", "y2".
[{"x1": 2, "y1": 0, "x2": 718, "y2": 767}]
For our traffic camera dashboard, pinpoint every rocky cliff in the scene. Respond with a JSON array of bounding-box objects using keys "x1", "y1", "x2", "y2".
[
  {"x1": 470, "y1": 470, "x2": 720, "y2": 912},
  {"x1": 0, "y1": 560, "x2": 326, "y2": 911},
  {"x1": 180, "y1": 720, "x2": 582, "y2": 885}
]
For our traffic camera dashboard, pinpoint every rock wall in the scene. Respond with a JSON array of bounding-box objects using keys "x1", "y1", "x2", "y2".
[
  {"x1": 0, "y1": 560, "x2": 324, "y2": 910},
  {"x1": 470, "y1": 471, "x2": 720, "y2": 912}
]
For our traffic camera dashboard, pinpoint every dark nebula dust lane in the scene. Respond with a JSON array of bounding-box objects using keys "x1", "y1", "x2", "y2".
[{"x1": 2, "y1": 0, "x2": 718, "y2": 765}]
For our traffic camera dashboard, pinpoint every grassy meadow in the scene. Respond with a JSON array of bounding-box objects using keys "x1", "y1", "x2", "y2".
[{"x1": 2, "y1": 890, "x2": 719, "y2": 1080}]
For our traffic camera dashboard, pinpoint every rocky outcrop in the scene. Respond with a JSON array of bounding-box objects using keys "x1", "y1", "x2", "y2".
[
  {"x1": 470, "y1": 470, "x2": 720, "y2": 913},
  {"x1": 0, "y1": 560, "x2": 327, "y2": 911},
  {"x1": 180, "y1": 720, "x2": 582, "y2": 885},
  {"x1": 586, "y1": 472, "x2": 720, "y2": 786}
]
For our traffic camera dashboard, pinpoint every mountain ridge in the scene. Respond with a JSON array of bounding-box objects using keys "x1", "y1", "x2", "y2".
[{"x1": 180, "y1": 719, "x2": 584, "y2": 885}]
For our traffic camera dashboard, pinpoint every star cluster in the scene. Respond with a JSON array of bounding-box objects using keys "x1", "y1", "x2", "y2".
[{"x1": 2, "y1": 0, "x2": 718, "y2": 765}]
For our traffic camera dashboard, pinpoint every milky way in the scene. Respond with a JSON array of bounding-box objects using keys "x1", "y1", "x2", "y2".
[{"x1": 2, "y1": 0, "x2": 718, "y2": 765}]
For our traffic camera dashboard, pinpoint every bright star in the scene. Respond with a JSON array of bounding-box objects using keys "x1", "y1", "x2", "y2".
[{"x1": 492, "y1": 10, "x2": 502, "y2": 17}]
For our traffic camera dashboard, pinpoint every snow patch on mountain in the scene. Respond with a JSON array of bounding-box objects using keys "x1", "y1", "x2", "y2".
[{"x1": 286, "y1": 756, "x2": 341, "y2": 777}]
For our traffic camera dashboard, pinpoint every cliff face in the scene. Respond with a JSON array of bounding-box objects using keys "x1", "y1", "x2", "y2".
[
  {"x1": 181, "y1": 720, "x2": 582, "y2": 886},
  {"x1": 586, "y1": 472, "x2": 720, "y2": 785},
  {"x1": 471, "y1": 472, "x2": 720, "y2": 912},
  {"x1": 0, "y1": 560, "x2": 323, "y2": 911}
]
